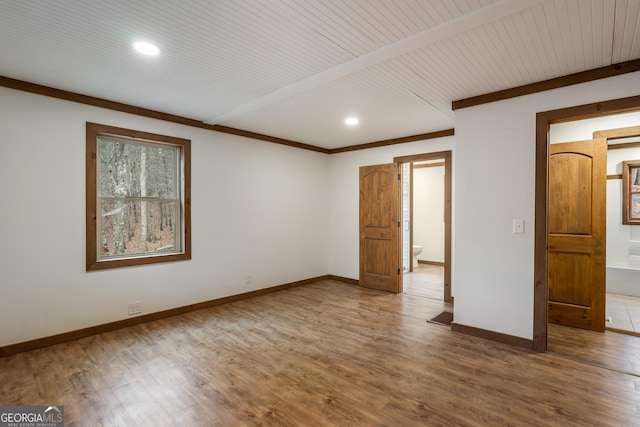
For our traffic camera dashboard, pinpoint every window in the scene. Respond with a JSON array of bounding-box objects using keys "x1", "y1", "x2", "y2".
[
  {"x1": 622, "y1": 160, "x2": 640, "y2": 225},
  {"x1": 86, "y1": 122, "x2": 191, "y2": 270}
]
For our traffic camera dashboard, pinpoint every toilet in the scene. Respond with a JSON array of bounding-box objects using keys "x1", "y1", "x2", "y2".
[{"x1": 412, "y1": 245, "x2": 423, "y2": 268}]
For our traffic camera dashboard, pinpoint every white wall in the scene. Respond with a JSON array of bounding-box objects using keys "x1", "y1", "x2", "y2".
[
  {"x1": 4, "y1": 73, "x2": 639, "y2": 348},
  {"x1": 328, "y1": 138, "x2": 454, "y2": 280},
  {"x1": 0, "y1": 87, "x2": 330, "y2": 347},
  {"x1": 549, "y1": 112, "x2": 640, "y2": 143},
  {"x1": 605, "y1": 147, "x2": 640, "y2": 269},
  {"x1": 453, "y1": 72, "x2": 640, "y2": 340},
  {"x1": 413, "y1": 166, "x2": 445, "y2": 263}
]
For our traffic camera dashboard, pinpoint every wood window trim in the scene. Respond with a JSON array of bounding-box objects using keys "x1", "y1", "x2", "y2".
[
  {"x1": 622, "y1": 160, "x2": 640, "y2": 225},
  {"x1": 86, "y1": 122, "x2": 191, "y2": 271},
  {"x1": 595, "y1": 126, "x2": 640, "y2": 225}
]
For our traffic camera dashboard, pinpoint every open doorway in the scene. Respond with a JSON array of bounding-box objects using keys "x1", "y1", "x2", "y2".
[
  {"x1": 550, "y1": 117, "x2": 640, "y2": 337},
  {"x1": 395, "y1": 151, "x2": 452, "y2": 304},
  {"x1": 535, "y1": 96, "x2": 640, "y2": 375}
]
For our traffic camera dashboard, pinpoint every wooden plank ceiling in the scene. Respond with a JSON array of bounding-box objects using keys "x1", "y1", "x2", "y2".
[{"x1": 0, "y1": 0, "x2": 638, "y2": 149}]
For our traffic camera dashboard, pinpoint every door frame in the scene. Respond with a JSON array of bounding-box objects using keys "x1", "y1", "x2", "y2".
[
  {"x1": 395, "y1": 150, "x2": 452, "y2": 303},
  {"x1": 533, "y1": 95, "x2": 640, "y2": 352}
]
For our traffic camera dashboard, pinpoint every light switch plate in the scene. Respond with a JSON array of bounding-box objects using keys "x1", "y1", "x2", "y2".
[{"x1": 513, "y1": 219, "x2": 525, "y2": 234}]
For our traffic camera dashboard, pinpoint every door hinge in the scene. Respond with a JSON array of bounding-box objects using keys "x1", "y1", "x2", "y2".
[
  {"x1": 398, "y1": 173, "x2": 401, "y2": 180},
  {"x1": 397, "y1": 221, "x2": 400, "y2": 227},
  {"x1": 397, "y1": 268, "x2": 401, "y2": 275}
]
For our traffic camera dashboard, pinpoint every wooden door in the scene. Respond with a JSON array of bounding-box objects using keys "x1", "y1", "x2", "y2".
[
  {"x1": 548, "y1": 138, "x2": 606, "y2": 331},
  {"x1": 359, "y1": 163, "x2": 401, "y2": 293}
]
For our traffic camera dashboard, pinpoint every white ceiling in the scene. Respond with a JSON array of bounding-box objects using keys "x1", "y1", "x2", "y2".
[{"x1": 0, "y1": 0, "x2": 639, "y2": 150}]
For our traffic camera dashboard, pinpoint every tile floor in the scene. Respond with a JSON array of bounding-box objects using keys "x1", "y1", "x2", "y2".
[{"x1": 606, "y1": 293, "x2": 640, "y2": 334}]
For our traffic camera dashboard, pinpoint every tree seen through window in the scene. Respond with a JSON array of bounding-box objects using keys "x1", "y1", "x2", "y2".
[{"x1": 86, "y1": 122, "x2": 191, "y2": 271}]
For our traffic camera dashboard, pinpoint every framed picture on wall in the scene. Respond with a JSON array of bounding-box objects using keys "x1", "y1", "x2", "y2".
[{"x1": 622, "y1": 160, "x2": 640, "y2": 225}]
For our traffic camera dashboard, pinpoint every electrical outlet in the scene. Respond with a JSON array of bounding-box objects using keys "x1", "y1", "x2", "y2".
[
  {"x1": 246, "y1": 275, "x2": 252, "y2": 284},
  {"x1": 128, "y1": 302, "x2": 142, "y2": 316}
]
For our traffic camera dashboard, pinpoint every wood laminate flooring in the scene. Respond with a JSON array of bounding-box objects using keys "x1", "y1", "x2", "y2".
[
  {"x1": 2, "y1": 280, "x2": 640, "y2": 426},
  {"x1": 403, "y1": 264, "x2": 446, "y2": 302},
  {"x1": 548, "y1": 322, "x2": 640, "y2": 378}
]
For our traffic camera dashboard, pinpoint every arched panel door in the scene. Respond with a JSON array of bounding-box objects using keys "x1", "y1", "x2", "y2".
[
  {"x1": 548, "y1": 138, "x2": 606, "y2": 332},
  {"x1": 359, "y1": 163, "x2": 401, "y2": 293}
]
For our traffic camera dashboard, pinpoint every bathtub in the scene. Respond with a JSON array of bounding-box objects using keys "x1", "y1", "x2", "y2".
[{"x1": 607, "y1": 265, "x2": 640, "y2": 297}]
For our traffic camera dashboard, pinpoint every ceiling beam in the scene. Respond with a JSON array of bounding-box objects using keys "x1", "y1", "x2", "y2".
[
  {"x1": 453, "y1": 59, "x2": 640, "y2": 110},
  {"x1": 204, "y1": 0, "x2": 545, "y2": 125},
  {"x1": 329, "y1": 129, "x2": 454, "y2": 154}
]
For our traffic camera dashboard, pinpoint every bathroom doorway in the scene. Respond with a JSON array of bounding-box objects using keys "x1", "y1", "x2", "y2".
[
  {"x1": 549, "y1": 117, "x2": 640, "y2": 336},
  {"x1": 538, "y1": 102, "x2": 640, "y2": 376},
  {"x1": 546, "y1": 118, "x2": 640, "y2": 377},
  {"x1": 395, "y1": 151, "x2": 452, "y2": 303}
]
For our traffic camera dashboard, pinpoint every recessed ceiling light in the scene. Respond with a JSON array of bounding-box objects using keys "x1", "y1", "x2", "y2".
[
  {"x1": 345, "y1": 117, "x2": 359, "y2": 126},
  {"x1": 133, "y1": 41, "x2": 160, "y2": 56}
]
